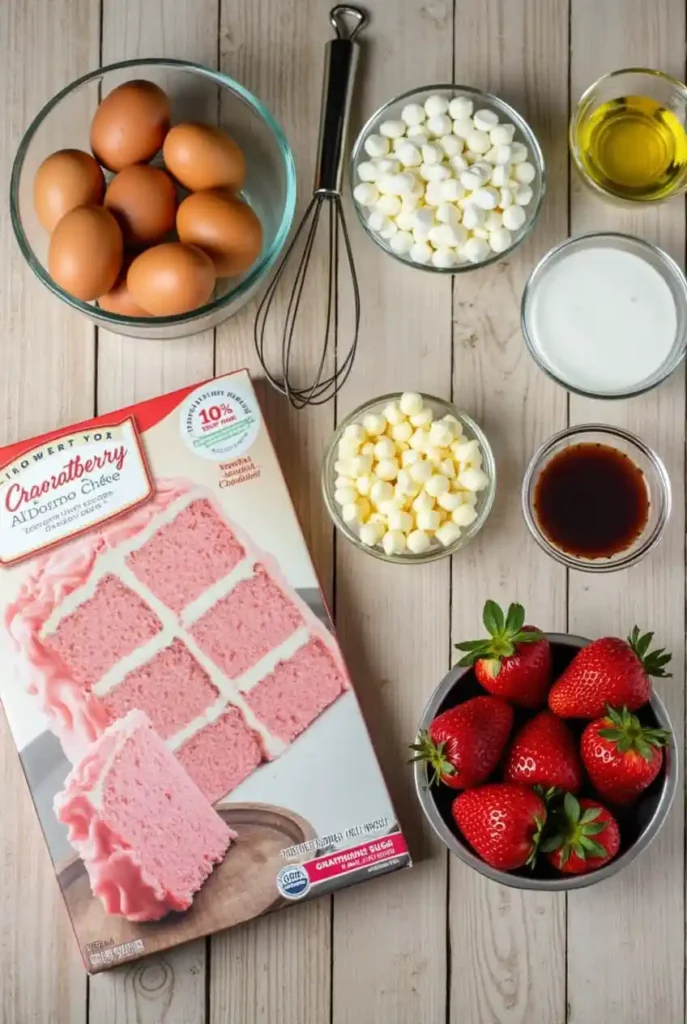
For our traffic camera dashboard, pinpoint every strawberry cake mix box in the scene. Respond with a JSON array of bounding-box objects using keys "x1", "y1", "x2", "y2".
[{"x1": 0, "y1": 370, "x2": 410, "y2": 973}]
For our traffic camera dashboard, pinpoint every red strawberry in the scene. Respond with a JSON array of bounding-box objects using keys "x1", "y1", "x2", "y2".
[
  {"x1": 542, "y1": 794, "x2": 620, "y2": 875},
  {"x1": 455, "y1": 600, "x2": 552, "y2": 708},
  {"x1": 453, "y1": 783, "x2": 546, "y2": 871},
  {"x1": 503, "y1": 711, "x2": 583, "y2": 793},
  {"x1": 548, "y1": 627, "x2": 671, "y2": 719},
  {"x1": 410, "y1": 695, "x2": 513, "y2": 789},
  {"x1": 581, "y1": 706, "x2": 670, "y2": 805}
]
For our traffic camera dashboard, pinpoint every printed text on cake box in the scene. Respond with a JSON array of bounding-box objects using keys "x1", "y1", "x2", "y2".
[{"x1": 304, "y1": 834, "x2": 409, "y2": 883}]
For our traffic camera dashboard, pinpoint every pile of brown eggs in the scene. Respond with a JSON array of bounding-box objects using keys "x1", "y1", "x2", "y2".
[{"x1": 34, "y1": 79, "x2": 263, "y2": 318}]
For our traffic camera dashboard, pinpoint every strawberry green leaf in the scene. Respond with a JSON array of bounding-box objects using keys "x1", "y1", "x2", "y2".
[
  {"x1": 504, "y1": 602, "x2": 526, "y2": 635},
  {"x1": 628, "y1": 627, "x2": 673, "y2": 678},
  {"x1": 564, "y1": 792, "x2": 581, "y2": 825},
  {"x1": 580, "y1": 807, "x2": 602, "y2": 824},
  {"x1": 541, "y1": 835, "x2": 564, "y2": 853},
  {"x1": 483, "y1": 600, "x2": 505, "y2": 636},
  {"x1": 578, "y1": 836, "x2": 608, "y2": 858},
  {"x1": 581, "y1": 822, "x2": 607, "y2": 836}
]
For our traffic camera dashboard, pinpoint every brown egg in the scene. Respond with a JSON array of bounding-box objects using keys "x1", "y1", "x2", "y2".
[
  {"x1": 127, "y1": 243, "x2": 215, "y2": 316},
  {"x1": 48, "y1": 206, "x2": 123, "y2": 301},
  {"x1": 163, "y1": 123, "x2": 245, "y2": 192},
  {"x1": 90, "y1": 79, "x2": 171, "y2": 172},
  {"x1": 33, "y1": 149, "x2": 105, "y2": 232},
  {"x1": 98, "y1": 260, "x2": 151, "y2": 316},
  {"x1": 176, "y1": 191, "x2": 262, "y2": 276},
  {"x1": 104, "y1": 165, "x2": 177, "y2": 247}
]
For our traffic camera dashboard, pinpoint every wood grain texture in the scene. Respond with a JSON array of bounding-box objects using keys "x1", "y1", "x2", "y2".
[
  {"x1": 0, "y1": 1, "x2": 99, "y2": 1021},
  {"x1": 568, "y1": 3, "x2": 685, "y2": 1023},
  {"x1": 210, "y1": 1, "x2": 336, "y2": 1020},
  {"x1": 89, "y1": 2, "x2": 218, "y2": 1021},
  {"x1": 330, "y1": 3, "x2": 452, "y2": 1023},
  {"x1": 449, "y1": 3, "x2": 568, "y2": 1022}
]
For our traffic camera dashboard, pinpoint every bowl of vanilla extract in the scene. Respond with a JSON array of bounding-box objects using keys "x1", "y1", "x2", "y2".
[{"x1": 521, "y1": 424, "x2": 671, "y2": 571}]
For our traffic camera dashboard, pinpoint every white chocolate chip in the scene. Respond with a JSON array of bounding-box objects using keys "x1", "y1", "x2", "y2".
[
  {"x1": 412, "y1": 490, "x2": 435, "y2": 514},
  {"x1": 449, "y1": 96, "x2": 474, "y2": 120},
  {"x1": 396, "y1": 141, "x2": 422, "y2": 167},
  {"x1": 406, "y1": 127, "x2": 429, "y2": 145},
  {"x1": 473, "y1": 108, "x2": 499, "y2": 131},
  {"x1": 461, "y1": 203, "x2": 486, "y2": 230},
  {"x1": 407, "y1": 529, "x2": 431, "y2": 554},
  {"x1": 376, "y1": 457, "x2": 400, "y2": 481},
  {"x1": 502, "y1": 205, "x2": 527, "y2": 231},
  {"x1": 462, "y1": 236, "x2": 491, "y2": 263},
  {"x1": 514, "y1": 183, "x2": 534, "y2": 206},
  {"x1": 458, "y1": 466, "x2": 489, "y2": 491},
  {"x1": 420, "y1": 162, "x2": 451, "y2": 182},
  {"x1": 364, "y1": 134, "x2": 390, "y2": 158},
  {"x1": 389, "y1": 230, "x2": 414, "y2": 255},
  {"x1": 489, "y1": 164, "x2": 509, "y2": 187},
  {"x1": 431, "y1": 247, "x2": 456, "y2": 268},
  {"x1": 402, "y1": 449, "x2": 422, "y2": 467},
  {"x1": 383, "y1": 530, "x2": 407, "y2": 555},
  {"x1": 466, "y1": 129, "x2": 491, "y2": 154},
  {"x1": 387, "y1": 509, "x2": 414, "y2": 533},
  {"x1": 379, "y1": 119, "x2": 407, "y2": 139},
  {"x1": 409, "y1": 460, "x2": 433, "y2": 485},
  {"x1": 439, "y1": 178, "x2": 465, "y2": 202},
  {"x1": 360, "y1": 521, "x2": 386, "y2": 546},
  {"x1": 452, "y1": 118, "x2": 474, "y2": 139},
  {"x1": 424, "y1": 94, "x2": 450, "y2": 117},
  {"x1": 376, "y1": 194, "x2": 402, "y2": 217},
  {"x1": 356, "y1": 474, "x2": 373, "y2": 496},
  {"x1": 350, "y1": 453, "x2": 373, "y2": 475},
  {"x1": 437, "y1": 491, "x2": 462, "y2": 512},
  {"x1": 335, "y1": 475, "x2": 355, "y2": 490},
  {"x1": 436, "y1": 521, "x2": 462, "y2": 546},
  {"x1": 435, "y1": 202, "x2": 461, "y2": 226},
  {"x1": 426, "y1": 113, "x2": 453, "y2": 137},
  {"x1": 401, "y1": 102, "x2": 426, "y2": 126},
  {"x1": 490, "y1": 123, "x2": 515, "y2": 145},
  {"x1": 452, "y1": 439, "x2": 481, "y2": 463},
  {"x1": 357, "y1": 160, "x2": 379, "y2": 182},
  {"x1": 409, "y1": 408, "x2": 434, "y2": 427},
  {"x1": 485, "y1": 210, "x2": 503, "y2": 231},
  {"x1": 416, "y1": 508, "x2": 441, "y2": 532},
  {"x1": 362, "y1": 413, "x2": 387, "y2": 436},
  {"x1": 334, "y1": 486, "x2": 358, "y2": 506},
  {"x1": 448, "y1": 154, "x2": 470, "y2": 173},
  {"x1": 510, "y1": 141, "x2": 529, "y2": 164},
  {"x1": 383, "y1": 401, "x2": 405, "y2": 425},
  {"x1": 342, "y1": 501, "x2": 365, "y2": 524},
  {"x1": 424, "y1": 182, "x2": 445, "y2": 207},
  {"x1": 373, "y1": 437, "x2": 396, "y2": 460},
  {"x1": 471, "y1": 186, "x2": 500, "y2": 209},
  {"x1": 438, "y1": 134, "x2": 463, "y2": 158},
  {"x1": 515, "y1": 161, "x2": 536, "y2": 184},
  {"x1": 370, "y1": 479, "x2": 394, "y2": 504},
  {"x1": 429, "y1": 422, "x2": 454, "y2": 447},
  {"x1": 410, "y1": 241, "x2": 432, "y2": 264},
  {"x1": 425, "y1": 474, "x2": 450, "y2": 498},
  {"x1": 399, "y1": 392, "x2": 423, "y2": 416},
  {"x1": 353, "y1": 183, "x2": 380, "y2": 206},
  {"x1": 489, "y1": 226, "x2": 513, "y2": 253},
  {"x1": 452, "y1": 504, "x2": 478, "y2": 527},
  {"x1": 421, "y1": 142, "x2": 444, "y2": 165}
]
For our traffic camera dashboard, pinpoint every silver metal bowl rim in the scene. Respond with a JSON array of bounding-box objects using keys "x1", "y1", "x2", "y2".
[
  {"x1": 321, "y1": 392, "x2": 497, "y2": 564},
  {"x1": 9, "y1": 57, "x2": 297, "y2": 329},
  {"x1": 520, "y1": 232, "x2": 687, "y2": 398},
  {"x1": 414, "y1": 632, "x2": 678, "y2": 891},
  {"x1": 349, "y1": 83, "x2": 546, "y2": 275},
  {"x1": 520, "y1": 422, "x2": 672, "y2": 573}
]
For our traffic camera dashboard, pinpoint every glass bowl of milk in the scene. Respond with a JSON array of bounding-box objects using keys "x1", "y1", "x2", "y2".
[{"x1": 521, "y1": 233, "x2": 687, "y2": 398}]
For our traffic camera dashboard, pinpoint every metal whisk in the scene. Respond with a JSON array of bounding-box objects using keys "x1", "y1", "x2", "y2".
[{"x1": 254, "y1": 5, "x2": 367, "y2": 408}]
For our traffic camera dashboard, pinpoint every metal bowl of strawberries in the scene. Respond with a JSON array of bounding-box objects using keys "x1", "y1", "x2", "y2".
[{"x1": 412, "y1": 600, "x2": 677, "y2": 890}]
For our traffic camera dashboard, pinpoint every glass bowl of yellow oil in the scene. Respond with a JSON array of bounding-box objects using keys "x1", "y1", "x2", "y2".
[{"x1": 570, "y1": 68, "x2": 687, "y2": 203}]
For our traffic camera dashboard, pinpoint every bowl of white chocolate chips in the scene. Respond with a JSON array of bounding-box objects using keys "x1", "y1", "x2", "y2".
[
  {"x1": 322, "y1": 393, "x2": 496, "y2": 562},
  {"x1": 350, "y1": 85, "x2": 545, "y2": 271}
]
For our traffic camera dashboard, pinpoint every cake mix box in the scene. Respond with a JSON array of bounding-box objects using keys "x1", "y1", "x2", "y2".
[{"x1": 0, "y1": 370, "x2": 410, "y2": 973}]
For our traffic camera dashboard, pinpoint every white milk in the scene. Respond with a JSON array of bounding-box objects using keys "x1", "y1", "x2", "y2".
[{"x1": 527, "y1": 246, "x2": 677, "y2": 394}]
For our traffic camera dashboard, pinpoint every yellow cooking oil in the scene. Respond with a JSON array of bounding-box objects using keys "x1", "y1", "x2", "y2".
[{"x1": 576, "y1": 94, "x2": 687, "y2": 201}]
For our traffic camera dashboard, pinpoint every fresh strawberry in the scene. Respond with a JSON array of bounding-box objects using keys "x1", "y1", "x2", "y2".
[
  {"x1": 410, "y1": 695, "x2": 513, "y2": 789},
  {"x1": 542, "y1": 794, "x2": 620, "y2": 875},
  {"x1": 548, "y1": 627, "x2": 671, "y2": 719},
  {"x1": 452, "y1": 783, "x2": 546, "y2": 871},
  {"x1": 503, "y1": 711, "x2": 583, "y2": 793},
  {"x1": 455, "y1": 600, "x2": 552, "y2": 708},
  {"x1": 580, "y1": 706, "x2": 670, "y2": 805}
]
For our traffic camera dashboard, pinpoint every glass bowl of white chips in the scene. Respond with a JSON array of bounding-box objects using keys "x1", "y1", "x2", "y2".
[{"x1": 350, "y1": 84, "x2": 545, "y2": 272}]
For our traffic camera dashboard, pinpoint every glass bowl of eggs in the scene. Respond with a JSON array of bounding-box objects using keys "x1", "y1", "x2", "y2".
[
  {"x1": 350, "y1": 85, "x2": 545, "y2": 272},
  {"x1": 322, "y1": 392, "x2": 497, "y2": 563},
  {"x1": 10, "y1": 58, "x2": 296, "y2": 339}
]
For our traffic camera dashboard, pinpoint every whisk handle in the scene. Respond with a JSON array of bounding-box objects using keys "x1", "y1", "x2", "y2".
[{"x1": 314, "y1": 6, "x2": 367, "y2": 195}]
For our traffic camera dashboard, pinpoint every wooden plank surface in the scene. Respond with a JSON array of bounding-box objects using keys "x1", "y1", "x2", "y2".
[
  {"x1": 88, "y1": 1, "x2": 218, "y2": 1021},
  {"x1": 567, "y1": 3, "x2": 686, "y2": 1023},
  {"x1": 209, "y1": 1, "x2": 336, "y2": 1021},
  {"x1": 330, "y1": 3, "x2": 453, "y2": 1023},
  {"x1": 2, "y1": 1, "x2": 687, "y2": 1022},
  {"x1": 0, "y1": 1, "x2": 99, "y2": 1022},
  {"x1": 449, "y1": 3, "x2": 569, "y2": 1022}
]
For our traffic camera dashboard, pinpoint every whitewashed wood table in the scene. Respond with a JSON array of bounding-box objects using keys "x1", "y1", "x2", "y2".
[{"x1": 1, "y1": 1, "x2": 684, "y2": 1022}]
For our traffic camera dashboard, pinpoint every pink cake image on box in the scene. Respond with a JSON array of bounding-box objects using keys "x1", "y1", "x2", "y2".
[
  {"x1": 55, "y1": 709, "x2": 234, "y2": 922},
  {"x1": 7, "y1": 479, "x2": 349, "y2": 805}
]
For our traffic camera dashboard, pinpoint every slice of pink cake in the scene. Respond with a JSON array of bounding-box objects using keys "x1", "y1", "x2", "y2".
[
  {"x1": 55, "y1": 710, "x2": 234, "y2": 922},
  {"x1": 175, "y1": 706, "x2": 264, "y2": 804},
  {"x1": 99, "y1": 639, "x2": 220, "y2": 740},
  {"x1": 243, "y1": 636, "x2": 347, "y2": 744},
  {"x1": 44, "y1": 574, "x2": 161, "y2": 689},
  {"x1": 189, "y1": 563, "x2": 303, "y2": 679},
  {"x1": 126, "y1": 498, "x2": 246, "y2": 613}
]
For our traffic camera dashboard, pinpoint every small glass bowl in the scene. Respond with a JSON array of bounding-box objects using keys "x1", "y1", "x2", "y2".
[
  {"x1": 10, "y1": 58, "x2": 297, "y2": 340},
  {"x1": 322, "y1": 393, "x2": 496, "y2": 564},
  {"x1": 350, "y1": 84, "x2": 545, "y2": 274},
  {"x1": 522, "y1": 424, "x2": 671, "y2": 572},
  {"x1": 570, "y1": 68, "x2": 687, "y2": 204},
  {"x1": 521, "y1": 233, "x2": 687, "y2": 399}
]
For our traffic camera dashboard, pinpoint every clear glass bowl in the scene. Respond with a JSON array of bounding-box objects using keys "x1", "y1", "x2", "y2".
[
  {"x1": 350, "y1": 84, "x2": 545, "y2": 274},
  {"x1": 521, "y1": 233, "x2": 687, "y2": 399},
  {"x1": 522, "y1": 424, "x2": 671, "y2": 572},
  {"x1": 570, "y1": 68, "x2": 687, "y2": 204},
  {"x1": 10, "y1": 58, "x2": 297, "y2": 340},
  {"x1": 322, "y1": 393, "x2": 496, "y2": 564}
]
